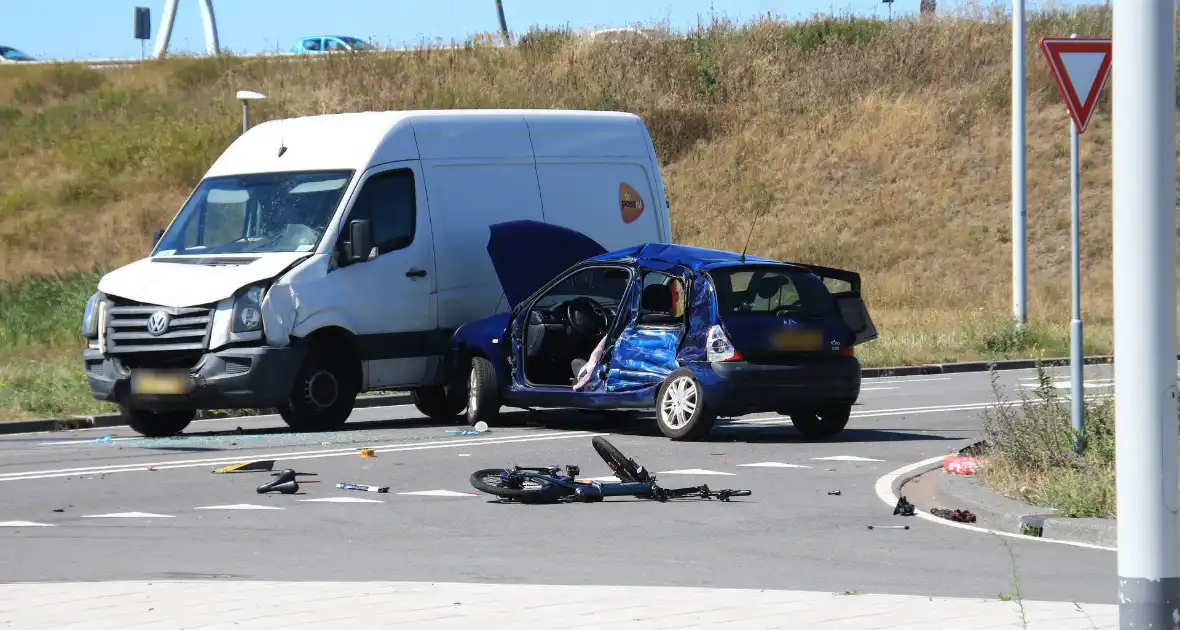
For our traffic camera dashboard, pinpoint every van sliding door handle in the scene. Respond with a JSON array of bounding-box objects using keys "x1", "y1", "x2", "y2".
[{"x1": 406, "y1": 268, "x2": 427, "y2": 278}]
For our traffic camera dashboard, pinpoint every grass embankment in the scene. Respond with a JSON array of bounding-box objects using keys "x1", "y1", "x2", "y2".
[
  {"x1": 979, "y1": 363, "x2": 1116, "y2": 518},
  {"x1": 0, "y1": 5, "x2": 1166, "y2": 419}
]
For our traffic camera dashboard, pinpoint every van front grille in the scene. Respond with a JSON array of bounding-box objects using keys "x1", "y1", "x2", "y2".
[{"x1": 105, "y1": 301, "x2": 214, "y2": 355}]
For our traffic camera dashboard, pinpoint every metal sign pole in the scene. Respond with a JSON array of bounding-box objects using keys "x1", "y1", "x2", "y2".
[
  {"x1": 1068, "y1": 115, "x2": 1084, "y2": 453},
  {"x1": 1113, "y1": 0, "x2": 1180, "y2": 625}
]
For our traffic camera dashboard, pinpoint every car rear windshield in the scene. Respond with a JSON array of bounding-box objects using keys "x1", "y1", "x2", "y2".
[{"x1": 708, "y1": 267, "x2": 839, "y2": 317}]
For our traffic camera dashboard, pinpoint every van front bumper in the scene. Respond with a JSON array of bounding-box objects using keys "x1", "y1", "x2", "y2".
[
  {"x1": 689, "y1": 357, "x2": 862, "y2": 417},
  {"x1": 83, "y1": 344, "x2": 307, "y2": 412}
]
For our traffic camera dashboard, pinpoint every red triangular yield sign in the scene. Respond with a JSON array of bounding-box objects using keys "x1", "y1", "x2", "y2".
[{"x1": 1038, "y1": 37, "x2": 1112, "y2": 134}]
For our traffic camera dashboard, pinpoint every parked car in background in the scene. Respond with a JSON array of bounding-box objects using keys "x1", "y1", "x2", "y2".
[
  {"x1": 290, "y1": 36, "x2": 374, "y2": 53},
  {"x1": 447, "y1": 221, "x2": 878, "y2": 441},
  {"x1": 0, "y1": 46, "x2": 35, "y2": 62}
]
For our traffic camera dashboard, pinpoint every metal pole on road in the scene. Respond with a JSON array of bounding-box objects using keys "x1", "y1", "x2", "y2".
[
  {"x1": 1012, "y1": 0, "x2": 1028, "y2": 327},
  {"x1": 1113, "y1": 0, "x2": 1180, "y2": 626}
]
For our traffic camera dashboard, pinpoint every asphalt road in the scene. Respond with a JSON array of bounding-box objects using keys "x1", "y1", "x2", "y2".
[{"x1": 0, "y1": 365, "x2": 1130, "y2": 606}]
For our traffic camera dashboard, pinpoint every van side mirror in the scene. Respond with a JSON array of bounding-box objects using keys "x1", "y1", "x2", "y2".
[
  {"x1": 151, "y1": 229, "x2": 164, "y2": 246},
  {"x1": 345, "y1": 219, "x2": 374, "y2": 263}
]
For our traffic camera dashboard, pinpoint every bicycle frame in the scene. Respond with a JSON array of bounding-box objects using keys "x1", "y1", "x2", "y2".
[{"x1": 497, "y1": 465, "x2": 748, "y2": 503}]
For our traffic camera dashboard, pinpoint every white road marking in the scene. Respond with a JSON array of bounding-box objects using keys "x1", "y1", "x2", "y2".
[
  {"x1": 396, "y1": 490, "x2": 479, "y2": 497},
  {"x1": 37, "y1": 437, "x2": 140, "y2": 446},
  {"x1": 299, "y1": 497, "x2": 384, "y2": 504},
  {"x1": 735, "y1": 462, "x2": 811, "y2": 468},
  {"x1": 875, "y1": 377, "x2": 953, "y2": 384},
  {"x1": 860, "y1": 387, "x2": 898, "y2": 391},
  {"x1": 0, "y1": 431, "x2": 608, "y2": 483},
  {"x1": 81, "y1": 512, "x2": 175, "y2": 518},
  {"x1": 874, "y1": 455, "x2": 1117, "y2": 552},
  {"x1": 579, "y1": 475, "x2": 622, "y2": 482},
  {"x1": 812, "y1": 456, "x2": 883, "y2": 462},
  {"x1": 193, "y1": 504, "x2": 285, "y2": 511},
  {"x1": 656, "y1": 469, "x2": 736, "y2": 476},
  {"x1": 1019, "y1": 379, "x2": 1115, "y2": 390},
  {"x1": 0, "y1": 521, "x2": 54, "y2": 527}
]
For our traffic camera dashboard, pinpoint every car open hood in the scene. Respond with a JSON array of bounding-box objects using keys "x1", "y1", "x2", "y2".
[
  {"x1": 96, "y1": 252, "x2": 311, "y2": 308},
  {"x1": 486, "y1": 220, "x2": 608, "y2": 308}
]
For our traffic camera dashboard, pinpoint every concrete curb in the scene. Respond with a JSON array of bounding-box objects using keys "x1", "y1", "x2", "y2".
[
  {"x1": 0, "y1": 393, "x2": 412, "y2": 436},
  {"x1": 0, "y1": 350, "x2": 1133, "y2": 436},
  {"x1": 902, "y1": 442, "x2": 1116, "y2": 548}
]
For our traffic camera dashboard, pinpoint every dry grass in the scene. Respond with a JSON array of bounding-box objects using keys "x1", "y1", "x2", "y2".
[{"x1": 0, "y1": 5, "x2": 1171, "y2": 417}]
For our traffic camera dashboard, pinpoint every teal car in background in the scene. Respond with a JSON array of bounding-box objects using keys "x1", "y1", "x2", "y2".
[{"x1": 290, "y1": 36, "x2": 374, "y2": 53}]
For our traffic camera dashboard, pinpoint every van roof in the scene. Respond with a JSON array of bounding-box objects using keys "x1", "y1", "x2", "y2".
[{"x1": 204, "y1": 109, "x2": 651, "y2": 179}]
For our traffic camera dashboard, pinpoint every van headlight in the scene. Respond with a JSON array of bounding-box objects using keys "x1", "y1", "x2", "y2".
[
  {"x1": 231, "y1": 284, "x2": 266, "y2": 333},
  {"x1": 81, "y1": 292, "x2": 103, "y2": 338}
]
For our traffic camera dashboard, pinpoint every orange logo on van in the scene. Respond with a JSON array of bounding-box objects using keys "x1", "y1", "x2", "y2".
[{"x1": 619, "y1": 183, "x2": 645, "y2": 223}]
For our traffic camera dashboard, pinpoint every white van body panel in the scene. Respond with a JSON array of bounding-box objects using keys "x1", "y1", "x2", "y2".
[{"x1": 83, "y1": 108, "x2": 675, "y2": 419}]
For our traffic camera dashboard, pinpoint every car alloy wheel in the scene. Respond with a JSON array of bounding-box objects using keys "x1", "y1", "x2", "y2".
[
  {"x1": 659, "y1": 376, "x2": 697, "y2": 429},
  {"x1": 468, "y1": 366, "x2": 479, "y2": 415}
]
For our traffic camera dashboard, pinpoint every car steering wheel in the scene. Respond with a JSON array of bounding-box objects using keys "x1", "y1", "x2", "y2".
[{"x1": 566, "y1": 297, "x2": 610, "y2": 338}]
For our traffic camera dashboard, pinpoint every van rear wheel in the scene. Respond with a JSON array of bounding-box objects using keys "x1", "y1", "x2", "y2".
[
  {"x1": 122, "y1": 407, "x2": 194, "y2": 438},
  {"x1": 411, "y1": 384, "x2": 466, "y2": 419},
  {"x1": 279, "y1": 345, "x2": 359, "y2": 432}
]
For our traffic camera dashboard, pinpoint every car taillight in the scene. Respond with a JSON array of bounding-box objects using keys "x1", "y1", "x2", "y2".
[
  {"x1": 841, "y1": 347, "x2": 855, "y2": 357},
  {"x1": 707, "y1": 325, "x2": 742, "y2": 362}
]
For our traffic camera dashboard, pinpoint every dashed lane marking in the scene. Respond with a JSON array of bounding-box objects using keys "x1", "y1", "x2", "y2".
[
  {"x1": 735, "y1": 462, "x2": 811, "y2": 469},
  {"x1": 396, "y1": 490, "x2": 480, "y2": 497},
  {"x1": 193, "y1": 504, "x2": 285, "y2": 511},
  {"x1": 656, "y1": 469, "x2": 736, "y2": 476},
  {"x1": 81, "y1": 512, "x2": 175, "y2": 518},
  {"x1": 298, "y1": 497, "x2": 384, "y2": 504},
  {"x1": 812, "y1": 456, "x2": 884, "y2": 462},
  {"x1": 0, "y1": 521, "x2": 54, "y2": 527}
]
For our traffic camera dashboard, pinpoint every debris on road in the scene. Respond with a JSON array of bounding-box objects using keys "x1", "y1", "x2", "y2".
[
  {"x1": 257, "y1": 469, "x2": 299, "y2": 494},
  {"x1": 337, "y1": 482, "x2": 390, "y2": 493},
  {"x1": 827, "y1": 490, "x2": 842, "y2": 496},
  {"x1": 893, "y1": 496, "x2": 915, "y2": 516},
  {"x1": 867, "y1": 525, "x2": 910, "y2": 530},
  {"x1": 930, "y1": 508, "x2": 977, "y2": 523},
  {"x1": 943, "y1": 455, "x2": 985, "y2": 475},
  {"x1": 213, "y1": 460, "x2": 277, "y2": 474},
  {"x1": 360, "y1": 448, "x2": 376, "y2": 458},
  {"x1": 95, "y1": 436, "x2": 114, "y2": 443},
  {"x1": 445, "y1": 429, "x2": 480, "y2": 436},
  {"x1": 146, "y1": 466, "x2": 156, "y2": 471},
  {"x1": 52, "y1": 509, "x2": 64, "y2": 513}
]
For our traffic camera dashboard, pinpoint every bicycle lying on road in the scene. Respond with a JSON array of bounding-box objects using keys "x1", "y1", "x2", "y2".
[{"x1": 469, "y1": 436, "x2": 752, "y2": 504}]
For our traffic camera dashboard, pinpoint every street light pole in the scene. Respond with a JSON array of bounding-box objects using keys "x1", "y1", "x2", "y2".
[
  {"x1": 1112, "y1": 0, "x2": 1180, "y2": 626},
  {"x1": 236, "y1": 90, "x2": 266, "y2": 135},
  {"x1": 494, "y1": 0, "x2": 509, "y2": 43},
  {"x1": 1012, "y1": 0, "x2": 1028, "y2": 327}
]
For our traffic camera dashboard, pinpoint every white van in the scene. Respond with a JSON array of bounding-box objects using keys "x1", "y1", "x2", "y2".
[{"x1": 80, "y1": 109, "x2": 672, "y2": 437}]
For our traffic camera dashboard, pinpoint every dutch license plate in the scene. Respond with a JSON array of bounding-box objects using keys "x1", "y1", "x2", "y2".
[
  {"x1": 772, "y1": 329, "x2": 822, "y2": 351},
  {"x1": 130, "y1": 370, "x2": 192, "y2": 396}
]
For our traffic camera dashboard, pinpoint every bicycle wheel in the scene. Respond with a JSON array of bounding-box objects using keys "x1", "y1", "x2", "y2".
[
  {"x1": 469, "y1": 469, "x2": 567, "y2": 504},
  {"x1": 591, "y1": 436, "x2": 649, "y2": 483}
]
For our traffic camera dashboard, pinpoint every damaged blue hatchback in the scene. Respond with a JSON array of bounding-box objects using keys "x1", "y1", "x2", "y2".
[{"x1": 445, "y1": 221, "x2": 878, "y2": 441}]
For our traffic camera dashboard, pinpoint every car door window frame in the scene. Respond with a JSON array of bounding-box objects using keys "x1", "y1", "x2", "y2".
[{"x1": 634, "y1": 268, "x2": 688, "y2": 331}]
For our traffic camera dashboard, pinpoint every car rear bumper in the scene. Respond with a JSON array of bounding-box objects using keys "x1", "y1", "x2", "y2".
[
  {"x1": 689, "y1": 357, "x2": 861, "y2": 416},
  {"x1": 83, "y1": 344, "x2": 306, "y2": 412}
]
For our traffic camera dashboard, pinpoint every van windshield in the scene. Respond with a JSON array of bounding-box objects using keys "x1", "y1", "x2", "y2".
[
  {"x1": 153, "y1": 170, "x2": 353, "y2": 257},
  {"x1": 708, "y1": 266, "x2": 839, "y2": 317}
]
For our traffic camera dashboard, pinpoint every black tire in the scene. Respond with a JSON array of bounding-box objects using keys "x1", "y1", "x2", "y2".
[
  {"x1": 591, "y1": 436, "x2": 649, "y2": 483},
  {"x1": 654, "y1": 368, "x2": 717, "y2": 441},
  {"x1": 469, "y1": 469, "x2": 566, "y2": 503},
  {"x1": 411, "y1": 384, "x2": 466, "y2": 419},
  {"x1": 278, "y1": 345, "x2": 360, "y2": 432},
  {"x1": 465, "y1": 355, "x2": 501, "y2": 427},
  {"x1": 122, "y1": 407, "x2": 195, "y2": 438},
  {"x1": 789, "y1": 405, "x2": 852, "y2": 439}
]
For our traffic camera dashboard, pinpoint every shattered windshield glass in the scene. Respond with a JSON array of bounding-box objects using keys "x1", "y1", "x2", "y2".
[{"x1": 153, "y1": 170, "x2": 353, "y2": 257}]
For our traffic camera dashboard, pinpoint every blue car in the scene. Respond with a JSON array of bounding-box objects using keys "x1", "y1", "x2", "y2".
[
  {"x1": 290, "y1": 36, "x2": 373, "y2": 53},
  {"x1": 445, "y1": 221, "x2": 878, "y2": 441}
]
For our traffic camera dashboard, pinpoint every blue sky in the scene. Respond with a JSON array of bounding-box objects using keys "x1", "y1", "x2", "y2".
[{"x1": 5, "y1": 0, "x2": 1091, "y2": 61}]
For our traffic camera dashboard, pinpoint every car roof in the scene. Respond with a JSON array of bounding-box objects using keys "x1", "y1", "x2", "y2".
[{"x1": 586, "y1": 243, "x2": 805, "y2": 272}]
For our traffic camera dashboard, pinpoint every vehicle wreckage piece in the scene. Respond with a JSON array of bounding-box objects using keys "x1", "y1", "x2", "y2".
[{"x1": 256, "y1": 469, "x2": 299, "y2": 494}]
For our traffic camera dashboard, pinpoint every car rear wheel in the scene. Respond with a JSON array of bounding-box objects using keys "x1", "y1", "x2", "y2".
[
  {"x1": 789, "y1": 405, "x2": 851, "y2": 439},
  {"x1": 466, "y1": 356, "x2": 501, "y2": 427},
  {"x1": 655, "y1": 369, "x2": 716, "y2": 441},
  {"x1": 122, "y1": 407, "x2": 195, "y2": 438}
]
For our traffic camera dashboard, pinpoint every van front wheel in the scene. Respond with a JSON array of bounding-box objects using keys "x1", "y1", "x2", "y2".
[
  {"x1": 122, "y1": 407, "x2": 194, "y2": 438},
  {"x1": 279, "y1": 346, "x2": 359, "y2": 433}
]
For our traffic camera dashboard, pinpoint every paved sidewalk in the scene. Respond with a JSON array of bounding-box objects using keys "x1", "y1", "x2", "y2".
[{"x1": 0, "y1": 581, "x2": 1116, "y2": 629}]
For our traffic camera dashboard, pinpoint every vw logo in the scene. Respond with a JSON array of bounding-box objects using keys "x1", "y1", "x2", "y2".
[{"x1": 146, "y1": 311, "x2": 171, "y2": 336}]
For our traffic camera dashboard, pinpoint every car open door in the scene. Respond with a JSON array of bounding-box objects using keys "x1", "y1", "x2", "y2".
[{"x1": 790, "y1": 263, "x2": 878, "y2": 346}]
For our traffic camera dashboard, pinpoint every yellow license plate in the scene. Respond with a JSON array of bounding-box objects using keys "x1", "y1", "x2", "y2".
[
  {"x1": 131, "y1": 371, "x2": 191, "y2": 395},
  {"x1": 772, "y1": 329, "x2": 823, "y2": 351}
]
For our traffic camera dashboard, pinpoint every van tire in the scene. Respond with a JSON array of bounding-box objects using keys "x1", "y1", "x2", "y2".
[
  {"x1": 278, "y1": 346, "x2": 359, "y2": 433},
  {"x1": 411, "y1": 384, "x2": 466, "y2": 419},
  {"x1": 122, "y1": 407, "x2": 195, "y2": 438},
  {"x1": 654, "y1": 369, "x2": 716, "y2": 441},
  {"x1": 466, "y1": 356, "x2": 501, "y2": 427},
  {"x1": 789, "y1": 405, "x2": 851, "y2": 439}
]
